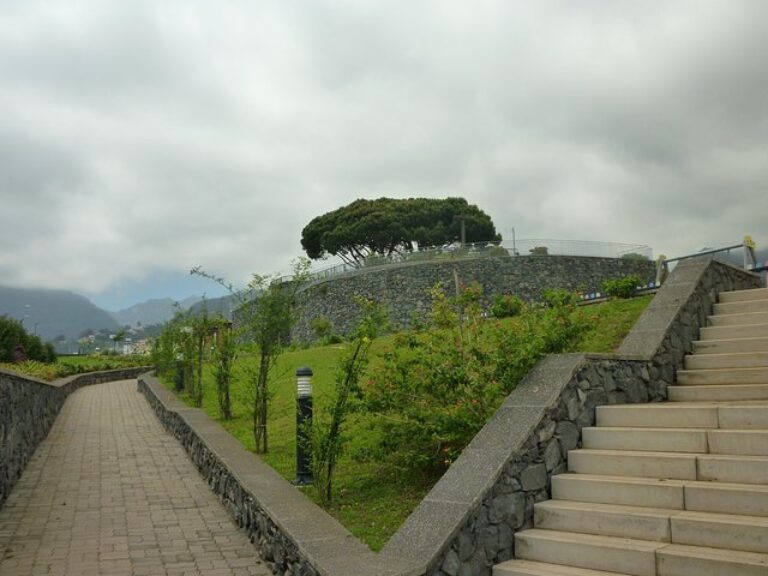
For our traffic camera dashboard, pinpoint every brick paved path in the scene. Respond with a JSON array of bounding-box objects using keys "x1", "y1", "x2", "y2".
[{"x1": 0, "y1": 380, "x2": 269, "y2": 576}]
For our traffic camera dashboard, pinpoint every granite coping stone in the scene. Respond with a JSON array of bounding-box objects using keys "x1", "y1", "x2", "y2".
[
  {"x1": 382, "y1": 500, "x2": 477, "y2": 575},
  {"x1": 139, "y1": 374, "x2": 399, "y2": 576},
  {"x1": 502, "y1": 355, "x2": 586, "y2": 409}
]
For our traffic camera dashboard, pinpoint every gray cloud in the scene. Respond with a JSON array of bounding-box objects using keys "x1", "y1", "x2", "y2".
[{"x1": 1, "y1": 0, "x2": 767, "y2": 302}]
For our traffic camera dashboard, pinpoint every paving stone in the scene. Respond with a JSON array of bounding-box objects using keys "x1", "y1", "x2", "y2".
[{"x1": 0, "y1": 380, "x2": 269, "y2": 576}]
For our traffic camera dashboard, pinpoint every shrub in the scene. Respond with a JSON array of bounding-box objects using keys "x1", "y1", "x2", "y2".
[
  {"x1": 0, "y1": 316, "x2": 56, "y2": 364},
  {"x1": 364, "y1": 283, "x2": 588, "y2": 479},
  {"x1": 542, "y1": 288, "x2": 579, "y2": 307},
  {"x1": 490, "y1": 294, "x2": 524, "y2": 318},
  {"x1": 310, "y1": 315, "x2": 333, "y2": 339},
  {"x1": 603, "y1": 275, "x2": 642, "y2": 299},
  {"x1": 487, "y1": 245, "x2": 510, "y2": 257},
  {"x1": 620, "y1": 252, "x2": 650, "y2": 261}
]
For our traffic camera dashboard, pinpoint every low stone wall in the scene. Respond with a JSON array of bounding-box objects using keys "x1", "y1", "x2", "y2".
[
  {"x1": 138, "y1": 374, "x2": 406, "y2": 576},
  {"x1": 390, "y1": 258, "x2": 761, "y2": 575},
  {"x1": 293, "y1": 255, "x2": 655, "y2": 342},
  {"x1": 0, "y1": 366, "x2": 152, "y2": 508},
  {"x1": 139, "y1": 258, "x2": 760, "y2": 576}
]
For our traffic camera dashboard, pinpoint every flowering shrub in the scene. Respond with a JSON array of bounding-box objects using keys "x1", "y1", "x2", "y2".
[
  {"x1": 603, "y1": 275, "x2": 642, "y2": 299},
  {"x1": 363, "y1": 283, "x2": 587, "y2": 479}
]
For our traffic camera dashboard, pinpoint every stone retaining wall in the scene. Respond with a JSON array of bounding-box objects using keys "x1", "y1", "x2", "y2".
[
  {"x1": 0, "y1": 366, "x2": 152, "y2": 508},
  {"x1": 293, "y1": 255, "x2": 655, "y2": 342},
  {"x1": 140, "y1": 258, "x2": 760, "y2": 575}
]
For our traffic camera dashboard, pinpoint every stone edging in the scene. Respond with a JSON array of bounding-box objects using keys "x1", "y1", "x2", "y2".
[
  {"x1": 138, "y1": 258, "x2": 761, "y2": 576},
  {"x1": 0, "y1": 366, "x2": 152, "y2": 508}
]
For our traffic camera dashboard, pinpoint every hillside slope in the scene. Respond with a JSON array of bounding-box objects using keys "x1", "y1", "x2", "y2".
[{"x1": 0, "y1": 286, "x2": 119, "y2": 341}]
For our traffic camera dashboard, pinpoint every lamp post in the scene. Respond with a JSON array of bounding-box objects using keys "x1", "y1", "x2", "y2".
[{"x1": 294, "y1": 367, "x2": 314, "y2": 486}]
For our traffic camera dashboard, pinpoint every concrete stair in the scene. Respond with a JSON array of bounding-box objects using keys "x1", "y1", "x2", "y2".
[{"x1": 495, "y1": 287, "x2": 768, "y2": 576}]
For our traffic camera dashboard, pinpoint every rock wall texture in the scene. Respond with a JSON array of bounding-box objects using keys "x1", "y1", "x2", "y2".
[
  {"x1": 292, "y1": 255, "x2": 655, "y2": 342},
  {"x1": 0, "y1": 366, "x2": 151, "y2": 508},
  {"x1": 141, "y1": 258, "x2": 760, "y2": 575}
]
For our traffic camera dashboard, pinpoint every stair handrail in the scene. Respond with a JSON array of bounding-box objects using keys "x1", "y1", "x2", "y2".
[{"x1": 655, "y1": 235, "x2": 758, "y2": 285}]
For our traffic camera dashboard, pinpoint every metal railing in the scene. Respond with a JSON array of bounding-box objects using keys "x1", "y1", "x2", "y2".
[
  {"x1": 655, "y1": 236, "x2": 759, "y2": 285},
  {"x1": 301, "y1": 239, "x2": 652, "y2": 286}
]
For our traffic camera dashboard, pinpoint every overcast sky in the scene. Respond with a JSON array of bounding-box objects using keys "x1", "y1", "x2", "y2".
[{"x1": 1, "y1": 1, "x2": 766, "y2": 310}]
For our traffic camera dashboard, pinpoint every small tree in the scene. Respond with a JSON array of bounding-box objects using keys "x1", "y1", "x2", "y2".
[
  {"x1": 310, "y1": 298, "x2": 387, "y2": 504},
  {"x1": 192, "y1": 257, "x2": 311, "y2": 453},
  {"x1": 112, "y1": 329, "x2": 126, "y2": 353},
  {"x1": 212, "y1": 319, "x2": 236, "y2": 420}
]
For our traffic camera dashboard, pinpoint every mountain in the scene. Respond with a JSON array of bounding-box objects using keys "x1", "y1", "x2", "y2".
[
  {"x1": 111, "y1": 296, "x2": 201, "y2": 327},
  {"x1": 0, "y1": 286, "x2": 119, "y2": 341},
  {"x1": 188, "y1": 294, "x2": 239, "y2": 320}
]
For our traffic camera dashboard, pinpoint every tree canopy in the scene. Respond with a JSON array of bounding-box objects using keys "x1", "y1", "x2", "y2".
[{"x1": 300, "y1": 197, "x2": 501, "y2": 266}]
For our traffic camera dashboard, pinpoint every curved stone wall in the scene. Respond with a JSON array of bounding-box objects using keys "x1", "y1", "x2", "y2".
[
  {"x1": 0, "y1": 366, "x2": 152, "y2": 508},
  {"x1": 293, "y1": 255, "x2": 655, "y2": 342}
]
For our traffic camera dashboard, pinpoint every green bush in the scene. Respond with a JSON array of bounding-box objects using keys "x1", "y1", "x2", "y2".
[
  {"x1": 363, "y1": 283, "x2": 588, "y2": 479},
  {"x1": 487, "y1": 245, "x2": 510, "y2": 257},
  {"x1": 620, "y1": 252, "x2": 650, "y2": 261},
  {"x1": 603, "y1": 275, "x2": 642, "y2": 299},
  {"x1": 490, "y1": 294, "x2": 524, "y2": 318},
  {"x1": 310, "y1": 315, "x2": 333, "y2": 339},
  {"x1": 0, "y1": 316, "x2": 56, "y2": 363},
  {"x1": 542, "y1": 288, "x2": 579, "y2": 307}
]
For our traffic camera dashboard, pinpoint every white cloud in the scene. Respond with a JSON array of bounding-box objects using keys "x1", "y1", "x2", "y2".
[{"x1": 1, "y1": 0, "x2": 767, "y2": 303}]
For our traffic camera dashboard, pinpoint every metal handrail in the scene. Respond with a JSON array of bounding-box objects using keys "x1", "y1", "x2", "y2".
[
  {"x1": 300, "y1": 239, "x2": 653, "y2": 286},
  {"x1": 655, "y1": 236, "x2": 758, "y2": 285}
]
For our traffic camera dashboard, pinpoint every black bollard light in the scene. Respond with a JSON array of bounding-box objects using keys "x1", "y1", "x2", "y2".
[{"x1": 294, "y1": 366, "x2": 314, "y2": 486}]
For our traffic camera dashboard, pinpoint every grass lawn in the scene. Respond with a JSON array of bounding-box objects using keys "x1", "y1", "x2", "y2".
[
  {"x1": 163, "y1": 294, "x2": 653, "y2": 551},
  {"x1": 1, "y1": 354, "x2": 150, "y2": 381}
]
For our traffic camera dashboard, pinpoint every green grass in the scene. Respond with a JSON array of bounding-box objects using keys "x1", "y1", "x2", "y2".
[
  {"x1": 1, "y1": 354, "x2": 150, "y2": 381},
  {"x1": 574, "y1": 295, "x2": 653, "y2": 353},
  {"x1": 162, "y1": 295, "x2": 652, "y2": 551}
]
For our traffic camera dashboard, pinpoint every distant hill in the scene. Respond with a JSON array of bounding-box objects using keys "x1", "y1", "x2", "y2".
[
  {"x1": 0, "y1": 286, "x2": 119, "y2": 341},
  {"x1": 188, "y1": 294, "x2": 239, "y2": 320},
  {"x1": 111, "y1": 296, "x2": 201, "y2": 327}
]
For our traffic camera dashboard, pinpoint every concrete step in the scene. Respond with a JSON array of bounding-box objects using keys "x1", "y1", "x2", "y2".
[
  {"x1": 656, "y1": 544, "x2": 768, "y2": 576},
  {"x1": 552, "y1": 474, "x2": 685, "y2": 509},
  {"x1": 708, "y1": 429, "x2": 768, "y2": 455},
  {"x1": 669, "y1": 383, "x2": 768, "y2": 402},
  {"x1": 672, "y1": 511, "x2": 768, "y2": 554},
  {"x1": 568, "y1": 449, "x2": 697, "y2": 480},
  {"x1": 718, "y1": 404, "x2": 768, "y2": 428},
  {"x1": 534, "y1": 500, "x2": 672, "y2": 542},
  {"x1": 697, "y1": 453, "x2": 768, "y2": 484},
  {"x1": 582, "y1": 427, "x2": 708, "y2": 453},
  {"x1": 719, "y1": 287, "x2": 768, "y2": 303},
  {"x1": 714, "y1": 299, "x2": 768, "y2": 315},
  {"x1": 569, "y1": 450, "x2": 768, "y2": 483},
  {"x1": 534, "y1": 501, "x2": 768, "y2": 555},
  {"x1": 677, "y1": 366, "x2": 768, "y2": 385},
  {"x1": 684, "y1": 351, "x2": 768, "y2": 369},
  {"x1": 494, "y1": 559, "x2": 631, "y2": 576},
  {"x1": 708, "y1": 310, "x2": 768, "y2": 326},
  {"x1": 699, "y1": 323, "x2": 768, "y2": 341},
  {"x1": 514, "y1": 529, "x2": 663, "y2": 576},
  {"x1": 554, "y1": 474, "x2": 768, "y2": 516},
  {"x1": 679, "y1": 367, "x2": 768, "y2": 387},
  {"x1": 684, "y1": 480, "x2": 768, "y2": 516},
  {"x1": 596, "y1": 404, "x2": 719, "y2": 429},
  {"x1": 694, "y1": 336, "x2": 768, "y2": 354}
]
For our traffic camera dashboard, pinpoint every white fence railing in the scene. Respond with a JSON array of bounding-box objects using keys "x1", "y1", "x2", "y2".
[{"x1": 300, "y1": 239, "x2": 653, "y2": 286}]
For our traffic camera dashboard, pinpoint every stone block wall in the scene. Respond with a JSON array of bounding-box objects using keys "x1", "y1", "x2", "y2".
[
  {"x1": 293, "y1": 255, "x2": 655, "y2": 342},
  {"x1": 0, "y1": 366, "x2": 151, "y2": 508},
  {"x1": 140, "y1": 258, "x2": 761, "y2": 576}
]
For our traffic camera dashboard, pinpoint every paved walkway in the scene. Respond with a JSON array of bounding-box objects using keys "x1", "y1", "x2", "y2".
[{"x1": 0, "y1": 380, "x2": 269, "y2": 576}]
